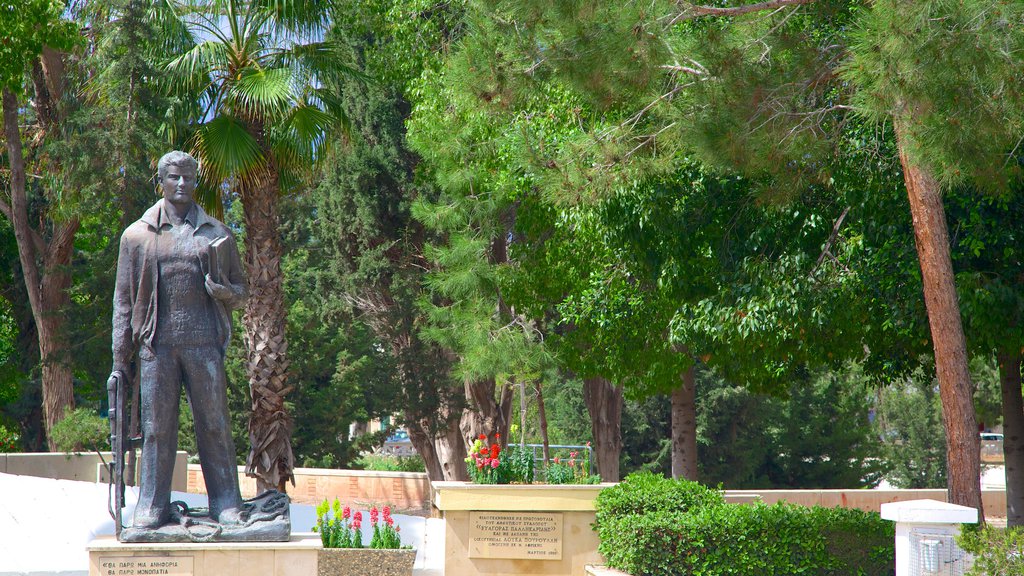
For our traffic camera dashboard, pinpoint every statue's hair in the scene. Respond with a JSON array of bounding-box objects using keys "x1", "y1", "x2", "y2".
[{"x1": 157, "y1": 150, "x2": 199, "y2": 179}]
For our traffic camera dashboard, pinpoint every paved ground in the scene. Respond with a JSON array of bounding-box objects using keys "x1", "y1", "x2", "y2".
[{"x1": 0, "y1": 472, "x2": 443, "y2": 576}]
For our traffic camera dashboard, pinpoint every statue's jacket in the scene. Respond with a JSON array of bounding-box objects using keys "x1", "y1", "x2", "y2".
[{"x1": 112, "y1": 199, "x2": 246, "y2": 369}]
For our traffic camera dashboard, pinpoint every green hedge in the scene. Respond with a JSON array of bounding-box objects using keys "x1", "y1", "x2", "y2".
[{"x1": 594, "y1": 474, "x2": 894, "y2": 576}]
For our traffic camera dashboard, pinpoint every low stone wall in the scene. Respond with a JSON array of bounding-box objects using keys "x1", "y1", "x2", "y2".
[
  {"x1": 0, "y1": 451, "x2": 188, "y2": 491},
  {"x1": 726, "y1": 488, "x2": 1007, "y2": 518},
  {"x1": 187, "y1": 465, "x2": 431, "y2": 510}
]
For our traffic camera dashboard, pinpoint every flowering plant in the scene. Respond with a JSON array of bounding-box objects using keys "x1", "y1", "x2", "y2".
[
  {"x1": 465, "y1": 433, "x2": 503, "y2": 483},
  {"x1": 369, "y1": 505, "x2": 408, "y2": 549},
  {"x1": 314, "y1": 498, "x2": 363, "y2": 548},
  {"x1": 546, "y1": 445, "x2": 601, "y2": 485}
]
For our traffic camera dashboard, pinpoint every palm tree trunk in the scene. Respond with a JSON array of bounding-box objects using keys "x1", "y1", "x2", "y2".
[
  {"x1": 240, "y1": 170, "x2": 294, "y2": 493},
  {"x1": 998, "y1": 347, "x2": 1024, "y2": 527},
  {"x1": 894, "y1": 115, "x2": 981, "y2": 516},
  {"x1": 582, "y1": 376, "x2": 622, "y2": 481}
]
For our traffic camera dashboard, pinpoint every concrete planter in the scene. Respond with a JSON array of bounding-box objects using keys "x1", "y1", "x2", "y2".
[
  {"x1": 432, "y1": 481, "x2": 613, "y2": 576},
  {"x1": 317, "y1": 547, "x2": 415, "y2": 576}
]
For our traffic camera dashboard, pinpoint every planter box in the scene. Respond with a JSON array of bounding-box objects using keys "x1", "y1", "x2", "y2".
[
  {"x1": 317, "y1": 548, "x2": 415, "y2": 576},
  {"x1": 432, "y1": 481, "x2": 612, "y2": 576}
]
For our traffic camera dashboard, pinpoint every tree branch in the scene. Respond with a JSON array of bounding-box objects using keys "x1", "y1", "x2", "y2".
[{"x1": 675, "y1": 0, "x2": 816, "y2": 20}]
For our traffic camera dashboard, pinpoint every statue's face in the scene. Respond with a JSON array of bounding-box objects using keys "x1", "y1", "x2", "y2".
[{"x1": 160, "y1": 164, "x2": 197, "y2": 207}]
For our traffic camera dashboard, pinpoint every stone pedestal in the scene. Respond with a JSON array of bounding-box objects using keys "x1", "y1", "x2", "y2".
[
  {"x1": 87, "y1": 534, "x2": 320, "y2": 576},
  {"x1": 432, "y1": 481, "x2": 611, "y2": 576},
  {"x1": 880, "y1": 499, "x2": 978, "y2": 576}
]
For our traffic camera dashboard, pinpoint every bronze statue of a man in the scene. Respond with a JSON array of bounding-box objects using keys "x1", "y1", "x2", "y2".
[{"x1": 111, "y1": 150, "x2": 247, "y2": 535}]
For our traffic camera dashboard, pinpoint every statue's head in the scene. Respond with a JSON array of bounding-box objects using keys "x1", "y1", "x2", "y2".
[{"x1": 157, "y1": 151, "x2": 198, "y2": 207}]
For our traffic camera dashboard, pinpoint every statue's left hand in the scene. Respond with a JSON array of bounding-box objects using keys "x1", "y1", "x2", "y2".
[{"x1": 205, "y1": 274, "x2": 235, "y2": 301}]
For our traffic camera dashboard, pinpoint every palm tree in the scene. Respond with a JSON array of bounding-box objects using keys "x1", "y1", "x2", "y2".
[{"x1": 151, "y1": 0, "x2": 349, "y2": 492}]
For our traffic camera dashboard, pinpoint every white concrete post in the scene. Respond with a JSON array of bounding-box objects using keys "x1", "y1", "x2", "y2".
[{"x1": 880, "y1": 499, "x2": 978, "y2": 576}]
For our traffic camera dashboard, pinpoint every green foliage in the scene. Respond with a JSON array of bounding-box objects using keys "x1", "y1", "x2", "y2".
[
  {"x1": 356, "y1": 454, "x2": 426, "y2": 473},
  {"x1": 594, "y1": 471, "x2": 723, "y2": 519},
  {"x1": 0, "y1": 0, "x2": 77, "y2": 91},
  {"x1": 0, "y1": 423, "x2": 18, "y2": 452},
  {"x1": 50, "y1": 407, "x2": 110, "y2": 454},
  {"x1": 875, "y1": 365, "x2": 948, "y2": 489},
  {"x1": 843, "y1": 0, "x2": 1024, "y2": 188},
  {"x1": 544, "y1": 450, "x2": 600, "y2": 485},
  {"x1": 314, "y1": 499, "x2": 364, "y2": 549},
  {"x1": 500, "y1": 444, "x2": 535, "y2": 484},
  {"x1": 959, "y1": 524, "x2": 1024, "y2": 576},
  {"x1": 698, "y1": 364, "x2": 884, "y2": 489},
  {"x1": 594, "y1": 475, "x2": 894, "y2": 576}
]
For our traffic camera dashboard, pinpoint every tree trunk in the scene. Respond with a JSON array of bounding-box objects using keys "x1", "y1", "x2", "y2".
[
  {"x1": 894, "y1": 117, "x2": 982, "y2": 516},
  {"x1": 999, "y1": 347, "x2": 1024, "y2": 527},
  {"x1": 534, "y1": 380, "x2": 550, "y2": 466},
  {"x1": 582, "y1": 376, "x2": 623, "y2": 481},
  {"x1": 460, "y1": 378, "x2": 512, "y2": 447},
  {"x1": 406, "y1": 414, "x2": 468, "y2": 482},
  {"x1": 2, "y1": 88, "x2": 77, "y2": 450},
  {"x1": 240, "y1": 170, "x2": 294, "y2": 493},
  {"x1": 671, "y1": 365, "x2": 698, "y2": 480}
]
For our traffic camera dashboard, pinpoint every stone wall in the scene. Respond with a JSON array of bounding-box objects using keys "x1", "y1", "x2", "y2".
[
  {"x1": 187, "y1": 465, "x2": 431, "y2": 511},
  {"x1": 0, "y1": 451, "x2": 188, "y2": 491}
]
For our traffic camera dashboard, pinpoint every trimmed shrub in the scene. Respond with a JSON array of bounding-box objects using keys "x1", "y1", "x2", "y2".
[
  {"x1": 958, "y1": 524, "x2": 1024, "y2": 576},
  {"x1": 594, "y1": 474, "x2": 894, "y2": 576},
  {"x1": 595, "y1": 471, "x2": 724, "y2": 519}
]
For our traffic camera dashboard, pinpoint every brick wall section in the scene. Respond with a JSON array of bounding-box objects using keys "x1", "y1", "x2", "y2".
[{"x1": 187, "y1": 465, "x2": 431, "y2": 511}]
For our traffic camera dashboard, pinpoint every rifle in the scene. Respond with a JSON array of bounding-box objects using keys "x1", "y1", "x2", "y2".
[{"x1": 107, "y1": 370, "x2": 137, "y2": 539}]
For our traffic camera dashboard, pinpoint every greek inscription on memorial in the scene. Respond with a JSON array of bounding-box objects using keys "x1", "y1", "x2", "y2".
[
  {"x1": 98, "y1": 556, "x2": 193, "y2": 576},
  {"x1": 469, "y1": 511, "x2": 562, "y2": 560}
]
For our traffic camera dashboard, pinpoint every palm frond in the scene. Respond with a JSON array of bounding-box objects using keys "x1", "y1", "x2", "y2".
[
  {"x1": 189, "y1": 114, "x2": 265, "y2": 187},
  {"x1": 230, "y1": 66, "x2": 295, "y2": 118},
  {"x1": 250, "y1": 0, "x2": 338, "y2": 39},
  {"x1": 164, "y1": 39, "x2": 231, "y2": 84}
]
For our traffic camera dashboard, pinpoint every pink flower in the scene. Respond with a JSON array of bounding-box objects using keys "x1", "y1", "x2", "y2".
[
  {"x1": 476, "y1": 459, "x2": 484, "y2": 469},
  {"x1": 354, "y1": 511, "x2": 363, "y2": 522},
  {"x1": 385, "y1": 516, "x2": 394, "y2": 527},
  {"x1": 491, "y1": 459, "x2": 499, "y2": 469},
  {"x1": 343, "y1": 506, "x2": 351, "y2": 520},
  {"x1": 553, "y1": 457, "x2": 560, "y2": 464},
  {"x1": 370, "y1": 507, "x2": 379, "y2": 524},
  {"x1": 383, "y1": 505, "x2": 391, "y2": 518}
]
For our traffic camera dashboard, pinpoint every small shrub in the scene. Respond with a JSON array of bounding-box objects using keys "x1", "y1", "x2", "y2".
[
  {"x1": 50, "y1": 408, "x2": 109, "y2": 454},
  {"x1": 356, "y1": 453, "x2": 426, "y2": 473},
  {"x1": 959, "y1": 524, "x2": 1024, "y2": 576}
]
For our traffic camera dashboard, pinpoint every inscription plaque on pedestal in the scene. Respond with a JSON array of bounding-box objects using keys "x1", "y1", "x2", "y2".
[
  {"x1": 98, "y1": 556, "x2": 194, "y2": 576},
  {"x1": 469, "y1": 511, "x2": 562, "y2": 560}
]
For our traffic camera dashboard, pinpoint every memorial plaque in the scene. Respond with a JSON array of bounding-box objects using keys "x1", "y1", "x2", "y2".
[
  {"x1": 98, "y1": 556, "x2": 194, "y2": 576},
  {"x1": 469, "y1": 511, "x2": 562, "y2": 560}
]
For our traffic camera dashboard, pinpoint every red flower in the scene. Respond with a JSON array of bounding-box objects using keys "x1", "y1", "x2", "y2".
[
  {"x1": 553, "y1": 457, "x2": 560, "y2": 464},
  {"x1": 383, "y1": 505, "x2": 392, "y2": 518},
  {"x1": 490, "y1": 444, "x2": 501, "y2": 458},
  {"x1": 354, "y1": 511, "x2": 363, "y2": 522},
  {"x1": 343, "y1": 506, "x2": 351, "y2": 520},
  {"x1": 385, "y1": 516, "x2": 394, "y2": 527},
  {"x1": 476, "y1": 459, "x2": 485, "y2": 469},
  {"x1": 478, "y1": 433, "x2": 487, "y2": 440},
  {"x1": 370, "y1": 507, "x2": 379, "y2": 524}
]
